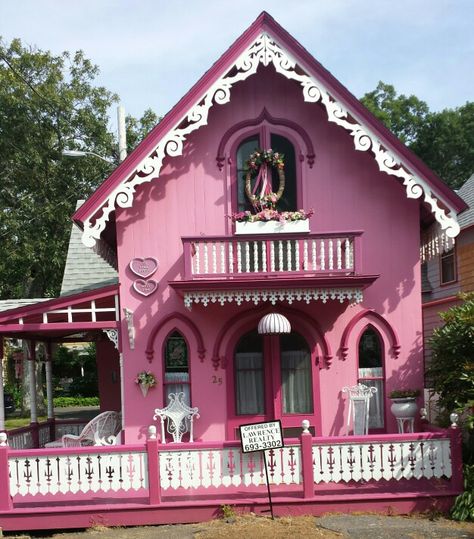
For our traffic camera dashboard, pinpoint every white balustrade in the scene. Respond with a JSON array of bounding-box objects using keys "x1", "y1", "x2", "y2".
[
  {"x1": 186, "y1": 235, "x2": 356, "y2": 278},
  {"x1": 9, "y1": 450, "x2": 148, "y2": 496},
  {"x1": 312, "y1": 438, "x2": 451, "y2": 484},
  {"x1": 160, "y1": 445, "x2": 301, "y2": 490}
]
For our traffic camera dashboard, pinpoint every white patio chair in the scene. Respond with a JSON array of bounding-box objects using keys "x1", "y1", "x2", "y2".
[
  {"x1": 44, "y1": 410, "x2": 121, "y2": 448},
  {"x1": 153, "y1": 392, "x2": 199, "y2": 443},
  {"x1": 342, "y1": 384, "x2": 377, "y2": 436}
]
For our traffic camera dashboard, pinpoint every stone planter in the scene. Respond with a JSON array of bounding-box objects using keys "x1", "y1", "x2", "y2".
[{"x1": 235, "y1": 220, "x2": 310, "y2": 235}]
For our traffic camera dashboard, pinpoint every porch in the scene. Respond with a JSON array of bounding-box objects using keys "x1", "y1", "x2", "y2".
[{"x1": 0, "y1": 421, "x2": 463, "y2": 531}]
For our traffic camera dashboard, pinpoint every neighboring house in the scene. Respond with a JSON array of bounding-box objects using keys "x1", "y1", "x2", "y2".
[
  {"x1": 422, "y1": 173, "x2": 474, "y2": 363},
  {"x1": 421, "y1": 174, "x2": 474, "y2": 417},
  {"x1": 0, "y1": 12, "x2": 468, "y2": 531}
]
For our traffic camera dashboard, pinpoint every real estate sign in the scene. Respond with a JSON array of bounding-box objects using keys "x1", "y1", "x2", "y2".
[{"x1": 239, "y1": 420, "x2": 284, "y2": 453}]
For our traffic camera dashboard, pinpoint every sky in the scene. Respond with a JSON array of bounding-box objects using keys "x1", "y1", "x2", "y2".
[{"x1": 1, "y1": 0, "x2": 473, "y2": 132}]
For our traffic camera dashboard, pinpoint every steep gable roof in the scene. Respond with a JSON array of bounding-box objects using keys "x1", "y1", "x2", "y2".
[
  {"x1": 61, "y1": 201, "x2": 118, "y2": 296},
  {"x1": 458, "y1": 174, "x2": 474, "y2": 230},
  {"x1": 74, "y1": 11, "x2": 466, "y2": 249}
]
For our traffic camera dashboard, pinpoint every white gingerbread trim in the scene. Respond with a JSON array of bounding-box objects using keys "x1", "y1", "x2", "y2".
[
  {"x1": 183, "y1": 287, "x2": 363, "y2": 309},
  {"x1": 123, "y1": 307, "x2": 135, "y2": 350},
  {"x1": 103, "y1": 329, "x2": 119, "y2": 350},
  {"x1": 81, "y1": 33, "x2": 459, "y2": 248}
]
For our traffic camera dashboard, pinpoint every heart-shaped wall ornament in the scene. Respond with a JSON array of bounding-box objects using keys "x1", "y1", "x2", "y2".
[
  {"x1": 129, "y1": 258, "x2": 159, "y2": 279},
  {"x1": 133, "y1": 279, "x2": 158, "y2": 297}
]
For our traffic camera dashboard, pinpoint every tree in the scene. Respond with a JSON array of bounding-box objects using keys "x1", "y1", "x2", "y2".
[
  {"x1": 361, "y1": 81, "x2": 429, "y2": 145},
  {"x1": 0, "y1": 38, "x2": 118, "y2": 298},
  {"x1": 126, "y1": 108, "x2": 160, "y2": 155},
  {"x1": 361, "y1": 82, "x2": 474, "y2": 189},
  {"x1": 426, "y1": 293, "x2": 474, "y2": 434},
  {"x1": 412, "y1": 103, "x2": 474, "y2": 190}
]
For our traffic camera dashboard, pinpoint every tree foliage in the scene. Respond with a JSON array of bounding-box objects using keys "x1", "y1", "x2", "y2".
[
  {"x1": 426, "y1": 293, "x2": 474, "y2": 432},
  {"x1": 361, "y1": 82, "x2": 474, "y2": 189},
  {"x1": 0, "y1": 38, "x2": 158, "y2": 299}
]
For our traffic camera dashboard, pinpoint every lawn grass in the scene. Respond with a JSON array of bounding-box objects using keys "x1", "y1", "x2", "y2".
[{"x1": 5, "y1": 416, "x2": 47, "y2": 429}]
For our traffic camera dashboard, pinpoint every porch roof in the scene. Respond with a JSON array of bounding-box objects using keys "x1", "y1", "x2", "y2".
[{"x1": 0, "y1": 284, "x2": 119, "y2": 341}]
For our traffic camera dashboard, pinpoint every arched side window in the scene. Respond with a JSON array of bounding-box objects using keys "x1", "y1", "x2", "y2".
[
  {"x1": 358, "y1": 326, "x2": 385, "y2": 429},
  {"x1": 235, "y1": 131, "x2": 297, "y2": 213},
  {"x1": 164, "y1": 331, "x2": 190, "y2": 405}
]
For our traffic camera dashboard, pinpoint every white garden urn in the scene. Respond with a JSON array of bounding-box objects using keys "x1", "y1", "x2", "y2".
[{"x1": 390, "y1": 397, "x2": 418, "y2": 420}]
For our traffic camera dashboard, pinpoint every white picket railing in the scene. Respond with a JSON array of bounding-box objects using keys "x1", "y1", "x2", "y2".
[
  {"x1": 312, "y1": 438, "x2": 452, "y2": 483},
  {"x1": 159, "y1": 445, "x2": 301, "y2": 490},
  {"x1": 183, "y1": 233, "x2": 360, "y2": 279},
  {"x1": 9, "y1": 449, "x2": 148, "y2": 496}
]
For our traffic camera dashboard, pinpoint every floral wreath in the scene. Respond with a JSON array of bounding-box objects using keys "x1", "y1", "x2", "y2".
[{"x1": 244, "y1": 149, "x2": 285, "y2": 209}]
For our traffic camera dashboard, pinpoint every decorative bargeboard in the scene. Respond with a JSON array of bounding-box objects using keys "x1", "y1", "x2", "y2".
[{"x1": 82, "y1": 33, "x2": 459, "y2": 249}]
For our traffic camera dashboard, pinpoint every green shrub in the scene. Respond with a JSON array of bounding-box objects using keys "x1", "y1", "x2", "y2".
[
  {"x1": 451, "y1": 464, "x2": 474, "y2": 521},
  {"x1": 52, "y1": 396, "x2": 99, "y2": 408}
]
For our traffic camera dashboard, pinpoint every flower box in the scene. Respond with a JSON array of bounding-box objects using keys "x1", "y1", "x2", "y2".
[{"x1": 235, "y1": 220, "x2": 310, "y2": 235}]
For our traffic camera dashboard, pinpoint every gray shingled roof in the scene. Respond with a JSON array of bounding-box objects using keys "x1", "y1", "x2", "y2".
[
  {"x1": 60, "y1": 201, "x2": 118, "y2": 296},
  {"x1": 458, "y1": 174, "x2": 474, "y2": 230},
  {"x1": 0, "y1": 298, "x2": 50, "y2": 313}
]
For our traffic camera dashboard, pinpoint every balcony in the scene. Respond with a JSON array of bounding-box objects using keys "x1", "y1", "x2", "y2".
[
  {"x1": 182, "y1": 231, "x2": 363, "y2": 280},
  {"x1": 173, "y1": 231, "x2": 377, "y2": 309}
]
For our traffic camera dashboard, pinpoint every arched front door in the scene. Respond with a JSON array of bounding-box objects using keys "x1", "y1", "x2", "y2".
[{"x1": 227, "y1": 329, "x2": 320, "y2": 439}]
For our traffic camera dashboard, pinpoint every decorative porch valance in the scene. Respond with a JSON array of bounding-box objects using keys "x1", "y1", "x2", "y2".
[
  {"x1": 183, "y1": 287, "x2": 363, "y2": 309},
  {"x1": 420, "y1": 226, "x2": 456, "y2": 263}
]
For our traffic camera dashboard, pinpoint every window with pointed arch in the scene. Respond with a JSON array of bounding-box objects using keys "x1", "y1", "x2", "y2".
[
  {"x1": 358, "y1": 326, "x2": 385, "y2": 430},
  {"x1": 163, "y1": 331, "x2": 190, "y2": 405},
  {"x1": 235, "y1": 131, "x2": 298, "y2": 213}
]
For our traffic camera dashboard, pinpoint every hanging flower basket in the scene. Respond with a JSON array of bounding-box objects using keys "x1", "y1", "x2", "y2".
[{"x1": 135, "y1": 371, "x2": 157, "y2": 397}]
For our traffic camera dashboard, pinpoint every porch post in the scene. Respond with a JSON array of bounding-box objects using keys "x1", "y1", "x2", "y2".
[
  {"x1": 0, "y1": 433, "x2": 13, "y2": 510},
  {"x1": 0, "y1": 336, "x2": 5, "y2": 433},
  {"x1": 147, "y1": 425, "x2": 161, "y2": 504},
  {"x1": 300, "y1": 420, "x2": 314, "y2": 499},
  {"x1": 27, "y1": 340, "x2": 39, "y2": 448},
  {"x1": 45, "y1": 342, "x2": 55, "y2": 442},
  {"x1": 449, "y1": 422, "x2": 464, "y2": 493}
]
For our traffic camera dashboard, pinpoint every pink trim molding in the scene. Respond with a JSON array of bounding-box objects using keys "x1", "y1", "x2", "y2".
[
  {"x1": 216, "y1": 107, "x2": 315, "y2": 170},
  {"x1": 145, "y1": 312, "x2": 206, "y2": 363},
  {"x1": 340, "y1": 309, "x2": 401, "y2": 360},
  {"x1": 212, "y1": 304, "x2": 332, "y2": 370}
]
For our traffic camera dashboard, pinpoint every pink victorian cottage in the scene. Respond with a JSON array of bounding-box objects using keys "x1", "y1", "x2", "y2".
[{"x1": 0, "y1": 12, "x2": 467, "y2": 531}]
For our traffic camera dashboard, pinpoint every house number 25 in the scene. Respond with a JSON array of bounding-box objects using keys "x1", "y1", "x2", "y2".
[{"x1": 212, "y1": 375, "x2": 222, "y2": 385}]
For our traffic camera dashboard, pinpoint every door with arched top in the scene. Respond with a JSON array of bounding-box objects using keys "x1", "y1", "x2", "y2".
[{"x1": 227, "y1": 329, "x2": 320, "y2": 439}]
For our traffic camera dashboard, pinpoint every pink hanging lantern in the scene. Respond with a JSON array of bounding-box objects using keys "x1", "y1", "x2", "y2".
[{"x1": 257, "y1": 313, "x2": 291, "y2": 335}]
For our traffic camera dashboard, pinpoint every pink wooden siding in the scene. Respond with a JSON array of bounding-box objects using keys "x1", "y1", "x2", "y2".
[{"x1": 115, "y1": 66, "x2": 424, "y2": 443}]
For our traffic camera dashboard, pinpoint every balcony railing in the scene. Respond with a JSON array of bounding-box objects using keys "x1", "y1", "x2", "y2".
[{"x1": 182, "y1": 231, "x2": 362, "y2": 280}]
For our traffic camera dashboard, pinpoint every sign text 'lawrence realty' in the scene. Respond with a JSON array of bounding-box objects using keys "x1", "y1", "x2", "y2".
[{"x1": 239, "y1": 420, "x2": 284, "y2": 453}]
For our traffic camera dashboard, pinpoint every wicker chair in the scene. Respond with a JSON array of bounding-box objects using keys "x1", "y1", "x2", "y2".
[{"x1": 45, "y1": 410, "x2": 121, "y2": 448}]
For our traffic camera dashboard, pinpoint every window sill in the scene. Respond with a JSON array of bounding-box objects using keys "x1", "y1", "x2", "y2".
[{"x1": 235, "y1": 220, "x2": 310, "y2": 235}]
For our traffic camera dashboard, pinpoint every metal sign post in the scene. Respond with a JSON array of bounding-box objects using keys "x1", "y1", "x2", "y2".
[{"x1": 239, "y1": 420, "x2": 284, "y2": 520}]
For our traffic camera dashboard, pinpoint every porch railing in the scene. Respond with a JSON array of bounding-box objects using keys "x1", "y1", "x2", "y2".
[
  {"x1": 7, "y1": 419, "x2": 88, "y2": 450},
  {"x1": 0, "y1": 423, "x2": 463, "y2": 513},
  {"x1": 182, "y1": 231, "x2": 363, "y2": 280}
]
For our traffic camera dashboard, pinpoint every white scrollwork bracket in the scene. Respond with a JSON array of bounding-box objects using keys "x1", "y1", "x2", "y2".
[
  {"x1": 123, "y1": 308, "x2": 135, "y2": 350},
  {"x1": 103, "y1": 329, "x2": 119, "y2": 350}
]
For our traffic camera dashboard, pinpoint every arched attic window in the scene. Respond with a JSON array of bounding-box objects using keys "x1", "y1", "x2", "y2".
[
  {"x1": 236, "y1": 132, "x2": 297, "y2": 213},
  {"x1": 164, "y1": 331, "x2": 190, "y2": 405},
  {"x1": 358, "y1": 326, "x2": 385, "y2": 430}
]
